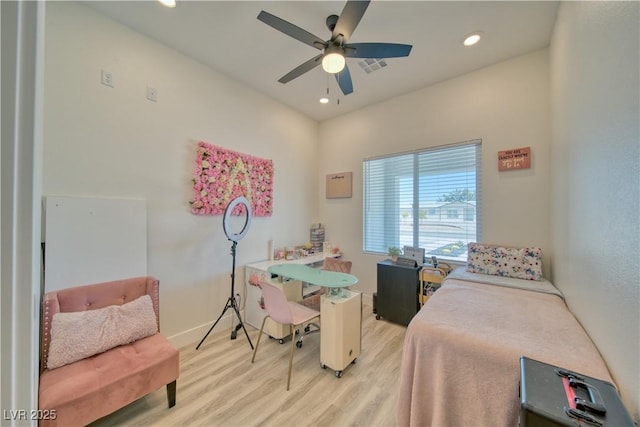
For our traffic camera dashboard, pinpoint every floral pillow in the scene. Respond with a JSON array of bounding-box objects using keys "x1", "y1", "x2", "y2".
[{"x1": 466, "y1": 242, "x2": 543, "y2": 281}]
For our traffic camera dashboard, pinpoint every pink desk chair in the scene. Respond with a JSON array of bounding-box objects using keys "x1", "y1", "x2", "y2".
[{"x1": 251, "y1": 281, "x2": 320, "y2": 390}]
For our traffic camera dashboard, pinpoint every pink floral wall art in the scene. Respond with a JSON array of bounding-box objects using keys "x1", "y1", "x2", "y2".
[{"x1": 190, "y1": 141, "x2": 273, "y2": 216}]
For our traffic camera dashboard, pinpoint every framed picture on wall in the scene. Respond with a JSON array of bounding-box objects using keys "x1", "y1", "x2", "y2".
[
  {"x1": 498, "y1": 146, "x2": 531, "y2": 171},
  {"x1": 326, "y1": 172, "x2": 352, "y2": 198}
]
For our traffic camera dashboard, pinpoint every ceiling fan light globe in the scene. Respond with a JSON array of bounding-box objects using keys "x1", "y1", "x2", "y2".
[{"x1": 322, "y1": 52, "x2": 345, "y2": 74}]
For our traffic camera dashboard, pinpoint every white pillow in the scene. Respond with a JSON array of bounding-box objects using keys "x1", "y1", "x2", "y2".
[{"x1": 47, "y1": 294, "x2": 158, "y2": 369}]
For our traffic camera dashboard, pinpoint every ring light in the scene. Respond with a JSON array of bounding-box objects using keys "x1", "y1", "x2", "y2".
[
  {"x1": 197, "y1": 195, "x2": 255, "y2": 350},
  {"x1": 222, "y1": 196, "x2": 252, "y2": 242}
]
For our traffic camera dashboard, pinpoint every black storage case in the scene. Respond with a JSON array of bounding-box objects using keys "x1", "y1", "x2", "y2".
[{"x1": 519, "y1": 356, "x2": 634, "y2": 427}]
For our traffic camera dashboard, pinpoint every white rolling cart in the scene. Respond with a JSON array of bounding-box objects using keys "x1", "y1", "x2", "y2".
[
  {"x1": 266, "y1": 263, "x2": 360, "y2": 378},
  {"x1": 320, "y1": 290, "x2": 362, "y2": 377}
]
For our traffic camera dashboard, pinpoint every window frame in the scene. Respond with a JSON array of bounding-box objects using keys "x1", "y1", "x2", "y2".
[{"x1": 362, "y1": 139, "x2": 482, "y2": 262}]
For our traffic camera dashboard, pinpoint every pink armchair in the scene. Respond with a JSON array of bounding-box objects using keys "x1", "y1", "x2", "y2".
[{"x1": 38, "y1": 276, "x2": 179, "y2": 426}]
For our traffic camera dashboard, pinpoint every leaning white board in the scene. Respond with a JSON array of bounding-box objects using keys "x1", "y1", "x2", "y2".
[{"x1": 44, "y1": 196, "x2": 147, "y2": 292}]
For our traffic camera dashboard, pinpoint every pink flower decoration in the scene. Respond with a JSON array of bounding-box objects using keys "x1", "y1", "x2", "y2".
[{"x1": 190, "y1": 141, "x2": 273, "y2": 216}]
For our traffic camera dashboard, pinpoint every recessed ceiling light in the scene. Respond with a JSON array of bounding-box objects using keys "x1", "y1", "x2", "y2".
[
  {"x1": 463, "y1": 32, "x2": 482, "y2": 47},
  {"x1": 157, "y1": 0, "x2": 176, "y2": 8},
  {"x1": 319, "y1": 97, "x2": 329, "y2": 104}
]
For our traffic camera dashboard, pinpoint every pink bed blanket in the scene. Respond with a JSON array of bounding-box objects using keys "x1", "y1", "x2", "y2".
[{"x1": 397, "y1": 269, "x2": 612, "y2": 427}]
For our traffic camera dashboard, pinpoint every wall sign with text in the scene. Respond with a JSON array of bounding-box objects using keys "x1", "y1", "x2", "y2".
[
  {"x1": 326, "y1": 172, "x2": 352, "y2": 198},
  {"x1": 498, "y1": 146, "x2": 531, "y2": 171}
]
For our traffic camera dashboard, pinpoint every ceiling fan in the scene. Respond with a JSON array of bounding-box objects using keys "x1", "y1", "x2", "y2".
[{"x1": 257, "y1": 0, "x2": 412, "y2": 96}]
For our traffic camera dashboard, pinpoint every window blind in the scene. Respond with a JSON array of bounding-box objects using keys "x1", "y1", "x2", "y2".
[{"x1": 363, "y1": 140, "x2": 482, "y2": 262}]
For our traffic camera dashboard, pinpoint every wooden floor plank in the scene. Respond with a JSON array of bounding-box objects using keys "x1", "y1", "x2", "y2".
[{"x1": 90, "y1": 306, "x2": 407, "y2": 426}]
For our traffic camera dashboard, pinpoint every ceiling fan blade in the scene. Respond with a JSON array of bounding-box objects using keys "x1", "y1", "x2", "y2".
[
  {"x1": 344, "y1": 43, "x2": 413, "y2": 58},
  {"x1": 332, "y1": 0, "x2": 370, "y2": 42},
  {"x1": 258, "y1": 11, "x2": 326, "y2": 50},
  {"x1": 278, "y1": 54, "x2": 324, "y2": 84},
  {"x1": 335, "y1": 65, "x2": 354, "y2": 95}
]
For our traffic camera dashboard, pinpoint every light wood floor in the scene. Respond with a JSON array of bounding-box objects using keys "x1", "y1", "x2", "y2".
[{"x1": 90, "y1": 305, "x2": 407, "y2": 427}]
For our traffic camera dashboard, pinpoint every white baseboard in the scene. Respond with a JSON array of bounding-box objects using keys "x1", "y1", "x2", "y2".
[
  {"x1": 166, "y1": 309, "x2": 255, "y2": 350},
  {"x1": 167, "y1": 292, "x2": 375, "y2": 350}
]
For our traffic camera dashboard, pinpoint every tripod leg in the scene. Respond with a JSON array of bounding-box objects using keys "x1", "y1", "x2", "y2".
[
  {"x1": 229, "y1": 297, "x2": 243, "y2": 340},
  {"x1": 230, "y1": 322, "x2": 242, "y2": 339},
  {"x1": 231, "y1": 302, "x2": 254, "y2": 349},
  {"x1": 196, "y1": 299, "x2": 232, "y2": 350}
]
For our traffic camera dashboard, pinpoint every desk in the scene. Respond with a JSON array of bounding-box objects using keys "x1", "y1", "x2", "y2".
[
  {"x1": 268, "y1": 263, "x2": 361, "y2": 378},
  {"x1": 267, "y1": 263, "x2": 358, "y2": 296},
  {"x1": 245, "y1": 254, "x2": 340, "y2": 341}
]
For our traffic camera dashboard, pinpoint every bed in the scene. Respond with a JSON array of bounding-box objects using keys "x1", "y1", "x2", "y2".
[{"x1": 397, "y1": 267, "x2": 613, "y2": 427}]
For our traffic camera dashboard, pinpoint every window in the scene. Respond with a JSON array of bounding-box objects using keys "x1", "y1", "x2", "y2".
[{"x1": 363, "y1": 140, "x2": 481, "y2": 262}]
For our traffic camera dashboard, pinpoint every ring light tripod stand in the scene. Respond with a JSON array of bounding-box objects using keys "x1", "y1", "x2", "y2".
[{"x1": 196, "y1": 196, "x2": 254, "y2": 350}]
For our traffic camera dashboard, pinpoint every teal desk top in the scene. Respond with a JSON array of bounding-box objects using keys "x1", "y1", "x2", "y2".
[{"x1": 267, "y1": 263, "x2": 358, "y2": 289}]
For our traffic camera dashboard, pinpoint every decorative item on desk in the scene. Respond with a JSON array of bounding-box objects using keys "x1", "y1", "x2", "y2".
[
  {"x1": 303, "y1": 242, "x2": 313, "y2": 256},
  {"x1": 388, "y1": 246, "x2": 402, "y2": 262},
  {"x1": 310, "y1": 223, "x2": 325, "y2": 254},
  {"x1": 403, "y1": 246, "x2": 425, "y2": 264},
  {"x1": 285, "y1": 247, "x2": 295, "y2": 260},
  {"x1": 323, "y1": 241, "x2": 333, "y2": 255},
  {"x1": 396, "y1": 256, "x2": 418, "y2": 268}
]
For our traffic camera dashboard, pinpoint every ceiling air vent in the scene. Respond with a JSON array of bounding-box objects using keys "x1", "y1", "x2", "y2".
[{"x1": 358, "y1": 58, "x2": 387, "y2": 74}]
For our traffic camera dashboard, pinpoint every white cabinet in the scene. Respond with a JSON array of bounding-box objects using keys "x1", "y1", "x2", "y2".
[{"x1": 320, "y1": 290, "x2": 362, "y2": 377}]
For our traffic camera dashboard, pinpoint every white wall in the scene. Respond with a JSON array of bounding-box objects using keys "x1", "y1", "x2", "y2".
[
  {"x1": 1, "y1": 0, "x2": 44, "y2": 420},
  {"x1": 549, "y1": 1, "x2": 639, "y2": 421},
  {"x1": 37, "y1": 1, "x2": 639, "y2": 421},
  {"x1": 318, "y1": 50, "x2": 552, "y2": 299},
  {"x1": 42, "y1": 2, "x2": 319, "y2": 347}
]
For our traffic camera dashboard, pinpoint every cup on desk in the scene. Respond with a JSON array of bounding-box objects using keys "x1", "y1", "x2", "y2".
[{"x1": 323, "y1": 242, "x2": 332, "y2": 254}]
